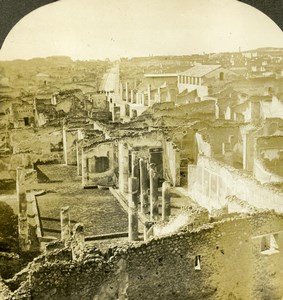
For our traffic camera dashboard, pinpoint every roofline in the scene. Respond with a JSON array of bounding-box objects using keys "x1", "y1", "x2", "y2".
[
  {"x1": 178, "y1": 65, "x2": 222, "y2": 77},
  {"x1": 144, "y1": 73, "x2": 178, "y2": 78}
]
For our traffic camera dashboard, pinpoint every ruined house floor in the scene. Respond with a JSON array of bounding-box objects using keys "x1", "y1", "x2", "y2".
[
  {"x1": 36, "y1": 164, "x2": 130, "y2": 238},
  {"x1": 35, "y1": 164, "x2": 197, "y2": 239},
  {"x1": 1, "y1": 163, "x2": 198, "y2": 243},
  {"x1": 2, "y1": 164, "x2": 129, "y2": 238}
]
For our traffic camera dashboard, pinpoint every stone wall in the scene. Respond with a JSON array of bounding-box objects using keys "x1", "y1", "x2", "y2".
[
  {"x1": 188, "y1": 156, "x2": 283, "y2": 213},
  {"x1": 163, "y1": 139, "x2": 180, "y2": 186},
  {"x1": 254, "y1": 136, "x2": 283, "y2": 183},
  {"x1": 82, "y1": 141, "x2": 116, "y2": 187},
  {"x1": 3, "y1": 211, "x2": 283, "y2": 300},
  {"x1": 261, "y1": 95, "x2": 283, "y2": 119},
  {"x1": 196, "y1": 126, "x2": 241, "y2": 167},
  {"x1": 0, "y1": 155, "x2": 12, "y2": 180},
  {"x1": 5, "y1": 128, "x2": 64, "y2": 179},
  {"x1": 63, "y1": 128, "x2": 78, "y2": 165}
]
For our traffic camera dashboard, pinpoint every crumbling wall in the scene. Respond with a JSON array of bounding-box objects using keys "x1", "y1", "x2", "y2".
[
  {"x1": 196, "y1": 126, "x2": 242, "y2": 168},
  {"x1": 261, "y1": 95, "x2": 283, "y2": 119},
  {"x1": 127, "y1": 212, "x2": 283, "y2": 300},
  {"x1": 121, "y1": 131, "x2": 163, "y2": 148},
  {"x1": 163, "y1": 139, "x2": 180, "y2": 186},
  {"x1": 254, "y1": 136, "x2": 283, "y2": 183},
  {"x1": 82, "y1": 141, "x2": 116, "y2": 187},
  {"x1": 3, "y1": 212, "x2": 283, "y2": 300},
  {"x1": 7, "y1": 128, "x2": 63, "y2": 179},
  {"x1": 63, "y1": 128, "x2": 78, "y2": 165},
  {"x1": 176, "y1": 128, "x2": 196, "y2": 162},
  {"x1": 188, "y1": 156, "x2": 283, "y2": 213},
  {"x1": 10, "y1": 128, "x2": 62, "y2": 156},
  {"x1": 195, "y1": 133, "x2": 212, "y2": 157},
  {"x1": 0, "y1": 155, "x2": 12, "y2": 180},
  {"x1": 3, "y1": 246, "x2": 129, "y2": 300}
]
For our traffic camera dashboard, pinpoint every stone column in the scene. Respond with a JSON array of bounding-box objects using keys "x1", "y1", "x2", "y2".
[
  {"x1": 123, "y1": 144, "x2": 130, "y2": 193},
  {"x1": 81, "y1": 149, "x2": 87, "y2": 186},
  {"x1": 62, "y1": 127, "x2": 68, "y2": 165},
  {"x1": 71, "y1": 223, "x2": 85, "y2": 261},
  {"x1": 131, "y1": 150, "x2": 140, "y2": 192},
  {"x1": 243, "y1": 131, "x2": 254, "y2": 172},
  {"x1": 120, "y1": 82, "x2": 123, "y2": 100},
  {"x1": 60, "y1": 206, "x2": 71, "y2": 242},
  {"x1": 187, "y1": 164, "x2": 197, "y2": 193},
  {"x1": 149, "y1": 163, "x2": 159, "y2": 221},
  {"x1": 141, "y1": 93, "x2": 145, "y2": 106},
  {"x1": 118, "y1": 143, "x2": 130, "y2": 193},
  {"x1": 118, "y1": 142, "x2": 124, "y2": 192},
  {"x1": 128, "y1": 177, "x2": 139, "y2": 241},
  {"x1": 17, "y1": 167, "x2": 30, "y2": 252},
  {"x1": 139, "y1": 158, "x2": 149, "y2": 214},
  {"x1": 157, "y1": 87, "x2": 161, "y2": 103},
  {"x1": 76, "y1": 141, "x2": 82, "y2": 176},
  {"x1": 131, "y1": 90, "x2": 134, "y2": 103},
  {"x1": 215, "y1": 101, "x2": 220, "y2": 119},
  {"x1": 174, "y1": 147, "x2": 181, "y2": 186},
  {"x1": 125, "y1": 82, "x2": 129, "y2": 102},
  {"x1": 162, "y1": 181, "x2": 171, "y2": 221}
]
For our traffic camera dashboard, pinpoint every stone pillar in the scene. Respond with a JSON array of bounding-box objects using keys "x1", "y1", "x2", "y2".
[
  {"x1": 60, "y1": 206, "x2": 71, "y2": 242},
  {"x1": 215, "y1": 101, "x2": 220, "y2": 119},
  {"x1": 119, "y1": 143, "x2": 129, "y2": 194},
  {"x1": 187, "y1": 164, "x2": 197, "y2": 193},
  {"x1": 118, "y1": 142, "x2": 124, "y2": 192},
  {"x1": 76, "y1": 141, "x2": 82, "y2": 176},
  {"x1": 125, "y1": 82, "x2": 129, "y2": 102},
  {"x1": 128, "y1": 177, "x2": 139, "y2": 241},
  {"x1": 136, "y1": 92, "x2": 139, "y2": 104},
  {"x1": 71, "y1": 223, "x2": 85, "y2": 261},
  {"x1": 139, "y1": 158, "x2": 149, "y2": 214},
  {"x1": 149, "y1": 163, "x2": 159, "y2": 221},
  {"x1": 243, "y1": 131, "x2": 254, "y2": 172},
  {"x1": 157, "y1": 87, "x2": 161, "y2": 103},
  {"x1": 62, "y1": 127, "x2": 68, "y2": 165},
  {"x1": 162, "y1": 181, "x2": 171, "y2": 221},
  {"x1": 123, "y1": 144, "x2": 130, "y2": 193},
  {"x1": 131, "y1": 151, "x2": 140, "y2": 192},
  {"x1": 81, "y1": 150, "x2": 87, "y2": 186},
  {"x1": 147, "y1": 84, "x2": 151, "y2": 106},
  {"x1": 141, "y1": 93, "x2": 145, "y2": 106},
  {"x1": 17, "y1": 167, "x2": 30, "y2": 252},
  {"x1": 174, "y1": 147, "x2": 181, "y2": 186},
  {"x1": 131, "y1": 90, "x2": 134, "y2": 103},
  {"x1": 120, "y1": 82, "x2": 123, "y2": 100}
]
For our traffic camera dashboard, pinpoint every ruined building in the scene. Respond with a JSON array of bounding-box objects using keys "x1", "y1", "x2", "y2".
[{"x1": 0, "y1": 56, "x2": 283, "y2": 300}]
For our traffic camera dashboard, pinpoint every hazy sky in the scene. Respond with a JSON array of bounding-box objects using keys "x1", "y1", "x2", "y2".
[{"x1": 0, "y1": 0, "x2": 283, "y2": 61}]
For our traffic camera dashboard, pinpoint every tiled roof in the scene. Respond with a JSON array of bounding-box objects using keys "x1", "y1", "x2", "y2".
[{"x1": 179, "y1": 65, "x2": 221, "y2": 77}]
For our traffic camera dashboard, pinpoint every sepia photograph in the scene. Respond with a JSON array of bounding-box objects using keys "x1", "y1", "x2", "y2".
[{"x1": 0, "y1": 0, "x2": 283, "y2": 299}]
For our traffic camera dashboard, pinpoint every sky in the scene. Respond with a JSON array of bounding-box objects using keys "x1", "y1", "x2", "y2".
[{"x1": 0, "y1": 0, "x2": 283, "y2": 61}]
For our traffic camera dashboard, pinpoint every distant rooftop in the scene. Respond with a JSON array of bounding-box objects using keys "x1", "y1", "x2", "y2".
[
  {"x1": 180, "y1": 65, "x2": 221, "y2": 77},
  {"x1": 144, "y1": 73, "x2": 178, "y2": 78}
]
